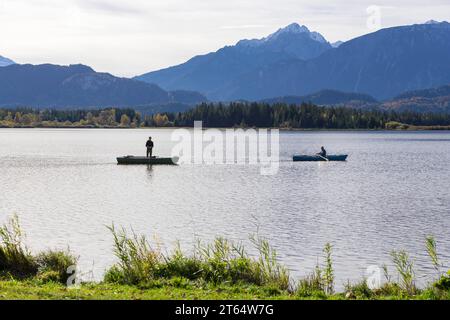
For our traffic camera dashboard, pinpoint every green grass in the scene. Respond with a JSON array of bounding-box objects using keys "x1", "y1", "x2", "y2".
[
  {"x1": 1, "y1": 278, "x2": 449, "y2": 300},
  {"x1": 0, "y1": 279, "x2": 294, "y2": 300}
]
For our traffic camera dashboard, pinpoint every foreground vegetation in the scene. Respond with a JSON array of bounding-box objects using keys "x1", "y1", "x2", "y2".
[
  {"x1": 0, "y1": 280, "x2": 294, "y2": 300},
  {"x1": 1, "y1": 277, "x2": 449, "y2": 300},
  {"x1": 2, "y1": 103, "x2": 450, "y2": 129},
  {"x1": 0, "y1": 215, "x2": 449, "y2": 300}
]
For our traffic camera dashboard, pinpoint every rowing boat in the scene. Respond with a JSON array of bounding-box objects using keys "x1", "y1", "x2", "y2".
[
  {"x1": 117, "y1": 156, "x2": 179, "y2": 165},
  {"x1": 293, "y1": 155, "x2": 348, "y2": 162}
]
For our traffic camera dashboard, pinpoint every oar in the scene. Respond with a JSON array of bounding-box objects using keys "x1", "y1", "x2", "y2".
[{"x1": 317, "y1": 154, "x2": 329, "y2": 162}]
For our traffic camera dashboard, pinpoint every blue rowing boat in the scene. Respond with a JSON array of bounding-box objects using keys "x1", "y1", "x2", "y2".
[{"x1": 293, "y1": 155, "x2": 348, "y2": 162}]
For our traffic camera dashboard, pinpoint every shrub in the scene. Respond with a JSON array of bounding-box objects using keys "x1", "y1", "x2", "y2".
[
  {"x1": 296, "y1": 243, "x2": 334, "y2": 297},
  {"x1": 250, "y1": 235, "x2": 290, "y2": 290},
  {"x1": 0, "y1": 215, "x2": 38, "y2": 279},
  {"x1": 296, "y1": 265, "x2": 324, "y2": 298},
  {"x1": 433, "y1": 270, "x2": 450, "y2": 291},
  {"x1": 105, "y1": 226, "x2": 290, "y2": 290},
  {"x1": 107, "y1": 225, "x2": 162, "y2": 285},
  {"x1": 36, "y1": 249, "x2": 78, "y2": 284},
  {"x1": 344, "y1": 279, "x2": 373, "y2": 299},
  {"x1": 377, "y1": 282, "x2": 403, "y2": 297},
  {"x1": 157, "y1": 245, "x2": 203, "y2": 280},
  {"x1": 104, "y1": 265, "x2": 127, "y2": 284},
  {"x1": 196, "y1": 238, "x2": 264, "y2": 286}
]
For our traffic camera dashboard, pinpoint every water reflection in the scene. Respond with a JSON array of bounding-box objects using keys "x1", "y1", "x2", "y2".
[{"x1": 146, "y1": 165, "x2": 154, "y2": 178}]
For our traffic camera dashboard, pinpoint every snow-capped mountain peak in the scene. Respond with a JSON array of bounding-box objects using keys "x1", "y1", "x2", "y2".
[
  {"x1": 266, "y1": 23, "x2": 328, "y2": 43},
  {"x1": 237, "y1": 22, "x2": 328, "y2": 47},
  {"x1": 267, "y1": 23, "x2": 310, "y2": 40}
]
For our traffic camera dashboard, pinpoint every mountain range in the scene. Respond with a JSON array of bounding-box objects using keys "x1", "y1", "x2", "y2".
[
  {"x1": 136, "y1": 23, "x2": 332, "y2": 100},
  {"x1": 1, "y1": 20, "x2": 450, "y2": 114},
  {"x1": 0, "y1": 63, "x2": 206, "y2": 109},
  {"x1": 136, "y1": 21, "x2": 450, "y2": 102}
]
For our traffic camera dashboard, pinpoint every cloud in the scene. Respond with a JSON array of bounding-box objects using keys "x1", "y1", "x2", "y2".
[
  {"x1": 220, "y1": 25, "x2": 266, "y2": 30},
  {"x1": 74, "y1": 0, "x2": 143, "y2": 15},
  {"x1": 0, "y1": 0, "x2": 449, "y2": 77}
]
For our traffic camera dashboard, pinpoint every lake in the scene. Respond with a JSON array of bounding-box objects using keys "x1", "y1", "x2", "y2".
[{"x1": 1, "y1": 128, "x2": 449, "y2": 288}]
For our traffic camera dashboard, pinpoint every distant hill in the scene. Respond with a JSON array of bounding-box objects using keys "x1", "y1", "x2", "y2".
[
  {"x1": 135, "y1": 23, "x2": 332, "y2": 100},
  {"x1": 136, "y1": 21, "x2": 450, "y2": 102},
  {"x1": 394, "y1": 85, "x2": 450, "y2": 100},
  {"x1": 381, "y1": 84, "x2": 450, "y2": 113},
  {"x1": 0, "y1": 55, "x2": 15, "y2": 67},
  {"x1": 0, "y1": 63, "x2": 206, "y2": 109},
  {"x1": 261, "y1": 89, "x2": 378, "y2": 106},
  {"x1": 261, "y1": 85, "x2": 450, "y2": 114}
]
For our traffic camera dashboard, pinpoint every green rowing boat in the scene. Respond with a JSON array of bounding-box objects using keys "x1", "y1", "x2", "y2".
[{"x1": 117, "y1": 156, "x2": 179, "y2": 165}]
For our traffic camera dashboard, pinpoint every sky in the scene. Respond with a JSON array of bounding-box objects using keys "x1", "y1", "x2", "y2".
[{"x1": 0, "y1": 0, "x2": 449, "y2": 77}]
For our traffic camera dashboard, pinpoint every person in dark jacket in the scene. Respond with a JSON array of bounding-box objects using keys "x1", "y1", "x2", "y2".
[
  {"x1": 318, "y1": 146, "x2": 327, "y2": 157},
  {"x1": 146, "y1": 137, "x2": 154, "y2": 158}
]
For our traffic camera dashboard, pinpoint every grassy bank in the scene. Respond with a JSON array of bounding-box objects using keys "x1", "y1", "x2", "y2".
[
  {"x1": 2, "y1": 279, "x2": 449, "y2": 300},
  {"x1": 1, "y1": 215, "x2": 449, "y2": 300},
  {"x1": 0, "y1": 279, "x2": 295, "y2": 300}
]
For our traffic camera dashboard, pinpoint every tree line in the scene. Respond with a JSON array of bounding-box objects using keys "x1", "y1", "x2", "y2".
[
  {"x1": 1, "y1": 103, "x2": 450, "y2": 129},
  {"x1": 157, "y1": 102, "x2": 450, "y2": 129},
  {"x1": 0, "y1": 108, "x2": 141, "y2": 128}
]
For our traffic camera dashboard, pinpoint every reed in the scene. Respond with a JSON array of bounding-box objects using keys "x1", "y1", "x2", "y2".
[
  {"x1": 426, "y1": 236, "x2": 441, "y2": 277},
  {"x1": 105, "y1": 226, "x2": 290, "y2": 290},
  {"x1": 0, "y1": 215, "x2": 77, "y2": 284},
  {"x1": 390, "y1": 250, "x2": 417, "y2": 295},
  {"x1": 1, "y1": 215, "x2": 449, "y2": 299},
  {"x1": 0, "y1": 215, "x2": 38, "y2": 279}
]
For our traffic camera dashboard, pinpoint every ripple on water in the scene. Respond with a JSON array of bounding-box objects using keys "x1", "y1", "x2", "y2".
[{"x1": 0, "y1": 129, "x2": 449, "y2": 287}]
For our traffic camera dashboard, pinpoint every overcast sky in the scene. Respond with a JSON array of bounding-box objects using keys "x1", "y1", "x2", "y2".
[{"x1": 0, "y1": 0, "x2": 449, "y2": 77}]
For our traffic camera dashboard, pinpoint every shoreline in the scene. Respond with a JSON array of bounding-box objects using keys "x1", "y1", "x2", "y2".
[{"x1": 1, "y1": 126, "x2": 450, "y2": 131}]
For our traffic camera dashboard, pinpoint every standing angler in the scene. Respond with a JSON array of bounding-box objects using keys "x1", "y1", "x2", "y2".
[{"x1": 146, "y1": 137, "x2": 154, "y2": 158}]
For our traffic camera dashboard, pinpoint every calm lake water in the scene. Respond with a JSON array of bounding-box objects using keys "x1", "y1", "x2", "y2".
[{"x1": 1, "y1": 128, "x2": 449, "y2": 288}]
